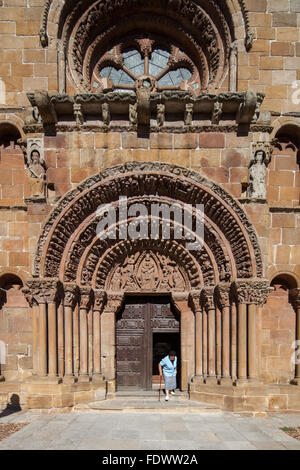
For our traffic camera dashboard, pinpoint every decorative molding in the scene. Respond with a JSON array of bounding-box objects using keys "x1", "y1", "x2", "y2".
[
  {"x1": 231, "y1": 279, "x2": 271, "y2": 305},
  {"x1": 33, "y1": 162, "x2": 263, "y2": 283}
]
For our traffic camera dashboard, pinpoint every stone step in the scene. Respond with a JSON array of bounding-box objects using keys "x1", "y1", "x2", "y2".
[
  {"x1": 116, "y1": 390, "x2": 189, "y2": 398},
  {"x1": 74, "y1": 397, "x2": 221, "y2": 414}
]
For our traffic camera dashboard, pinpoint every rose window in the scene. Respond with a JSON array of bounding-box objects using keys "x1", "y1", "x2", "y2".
[{"x1": 91, "y1": 39, "x2": 200, "y2": 94}]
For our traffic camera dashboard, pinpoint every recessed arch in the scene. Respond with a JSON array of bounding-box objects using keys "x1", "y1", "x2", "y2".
[
  {"x1": 34, "y1": 162, "x2": 263, "y2": 292},
  {"x1": 42, "y1": 0, "x2": 253, "y2": 93}
]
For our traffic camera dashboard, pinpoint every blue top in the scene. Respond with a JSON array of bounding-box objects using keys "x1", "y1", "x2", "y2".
[{"x1": 159, "y1": 355, "x2": 177, "y2": 377}]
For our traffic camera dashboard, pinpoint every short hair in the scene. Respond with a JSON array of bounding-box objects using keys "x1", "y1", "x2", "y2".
[{"x1": 169, "y1": 350, "x2": 176, "y2": 356}]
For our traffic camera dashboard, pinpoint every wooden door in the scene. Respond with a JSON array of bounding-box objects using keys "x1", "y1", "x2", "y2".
[{"x1": 116, "y1": 296, "x2": 179, "y2": 390}]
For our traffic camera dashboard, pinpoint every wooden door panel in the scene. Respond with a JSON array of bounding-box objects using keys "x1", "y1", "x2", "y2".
[{"x1": 116, "y1": 297, "x2": 179, "y2": 390}]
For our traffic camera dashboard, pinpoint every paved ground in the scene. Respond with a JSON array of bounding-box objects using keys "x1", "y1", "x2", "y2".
[{"x1": 1, "y1": 406, "x2": 300, "y2": 449}]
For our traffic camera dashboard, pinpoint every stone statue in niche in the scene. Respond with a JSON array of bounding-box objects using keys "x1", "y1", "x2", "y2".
[
  {"x1": 247, "y1": 145, "x2": 271, "y2": 200},
  {"x1": 28, "y1": 149, "x2": 46, "y2": 198}
]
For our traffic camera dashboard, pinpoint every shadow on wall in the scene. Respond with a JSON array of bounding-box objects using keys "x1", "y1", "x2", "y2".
[{"x1": 0, "y1": 394, "x2": 21, "y2": 418}]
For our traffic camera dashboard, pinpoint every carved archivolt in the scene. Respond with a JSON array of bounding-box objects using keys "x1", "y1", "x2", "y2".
[
  {"x1": 33, "y1": 162, "x2": 263, "y2": 292},
  {"x1": 39, "y1": 0, "x2": 255, "y2": 94}
]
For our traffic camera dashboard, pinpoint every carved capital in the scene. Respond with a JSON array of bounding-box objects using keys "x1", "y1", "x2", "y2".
[
  {"x1": 104, "y1": 292, "x2": 124, "y2": 313},
  {"x1": 171, "y1": 291, "x2": 190, "y2": 313},
  {"x1": 189, "y1": 290, "x2": 201, "y2": 312},
  {"x1": 231, "y1": 279, "x2": 271, "y2": 305},
  {"x1": 289, "y1": 288, "x2": 300, "y2": 310},
  {"x1": 79, "y1": 287, "x2": 93, "y2": 310},
  {"x1": 200, "y1": 286, "x2": 215, "y2": 311},
  {"x1": 63, "y1": 283, "x2": 79, "y2": 308},
  {"x1": 215, "y1": 283, "x2": 231, "y2": 309},
  {"x1": 25, "y1": 278, "x2": 60, "y2": 304},
  {"x1": 93, "y1": 290, "x2": 107, "y2": 312}
]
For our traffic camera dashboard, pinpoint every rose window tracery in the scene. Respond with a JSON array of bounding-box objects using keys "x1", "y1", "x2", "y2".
[{"x1": 91, "y1": 39, "x2": 197, "y2": 94}]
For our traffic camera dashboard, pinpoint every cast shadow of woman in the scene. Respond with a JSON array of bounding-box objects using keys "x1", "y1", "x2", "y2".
[{"x1": 0, "y1": 394, "x2": 21, "y2": 418}]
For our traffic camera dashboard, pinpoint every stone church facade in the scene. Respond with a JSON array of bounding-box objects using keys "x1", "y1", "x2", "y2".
[{"x1": 0, "y1": 0, "x2": 300, "y2": 413}]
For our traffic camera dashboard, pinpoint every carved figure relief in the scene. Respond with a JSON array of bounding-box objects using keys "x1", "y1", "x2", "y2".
[
  {"x1": 247, "y1": 143, "x2": 272, "y2": 200},
  {"x1": 26, "y1": 138, "x2": 46, "y2": 199},
  {"x1": 108, "y1": 251, "x2": 187, "y2": 292}
]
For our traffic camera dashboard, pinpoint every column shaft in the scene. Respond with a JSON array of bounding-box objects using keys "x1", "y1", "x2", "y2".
[
  {"x1": 207, "y1": 308, "x2": 216, "y2": 377},
  {"x1": 32, "y1": 303, "x2": 39, "y2": 374},
  {"x1": 48, "y1": 302, "x2": 57, "y2": 376},
  {"x1": 39, "y1": 303, "x2": 47, "y2": 376},
  {"x1": 222, "y1": 306, "x2": 230, "y2": 378},
  {"x1": 231, "y1": 302, "x2": 237, "y2": 381},
  {"x1": 238, "y1": 303, "x2": 247, "y2": 379},
  {"x1": 195, "y1": 309, "x2": 203, "y2": 376},
  {"x1": 73, "y1": 304, "x2": 79, "y2": 376},
  {"x1": 202, "y1": 309, "x2": 207, "y2": 377},
  {"x1": 79, "y1": 307, "x2": 88, "y2": 378},
  {"x1": 57, "y1": 303, "x2": 64, "y2": 377},
  {"x1": 216, "y1": 307, "x2": 222, "y2": 378},
  {"x1": 93, "y1": 310, "x2": 101, "y2": 375},
  {"x1": 64, "y1": 305, "x2": 73, "y2": 376},
  {"x1": 180, "y1": 308, "x2": 195, "y2": 390},
  {"x1": 248, "y1": 303, "x2": 257, "y2": 380},
  {"x1": 295, "y1": 307, "x2": 300, "y2": 379}
]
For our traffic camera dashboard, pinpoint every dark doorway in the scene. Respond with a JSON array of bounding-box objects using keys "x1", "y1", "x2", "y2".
[
  {"x1": 152, "y1": 332, "x2": 181, "y2": 389},
  {"x1": 116, "y1": 296, "x2": 180, "y2": 391}
]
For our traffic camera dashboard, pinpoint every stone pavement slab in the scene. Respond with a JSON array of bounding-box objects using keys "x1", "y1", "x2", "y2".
[{"x1": 0, "y1": 409, "x2": 300, "y2": 450}]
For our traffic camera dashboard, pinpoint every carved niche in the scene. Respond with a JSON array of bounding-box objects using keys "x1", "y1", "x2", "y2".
[{"x1": 108, "y1": 250, "x2": 187, "y2": 293}]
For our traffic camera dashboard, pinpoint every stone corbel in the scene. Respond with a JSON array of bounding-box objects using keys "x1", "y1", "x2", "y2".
[
  {"x1": 136, "y1": 87, "x2": 151, "y2": 127},
  {"x1": 102, "y1": 102, "x2": 110, "y2": 126},
  {"x1": 236, "y1": 91, "x2": 257, "y2": 124},
  {"x1": 27, "y1": 91, "x2": 57, "y2": 126},
  {"x1": 73, "y1": 103, "x2": 84, "y2": 125},
  {"x1": 184, "y1": 102, "x2": 193, "y2": 126},
  {"x1": 211, "y1": 101, "x2": 223, "y2": 125}
]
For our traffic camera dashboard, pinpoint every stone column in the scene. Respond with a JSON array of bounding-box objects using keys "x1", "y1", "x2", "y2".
[
  {"x1": 233, "y1": 279, "x2": 270, "y2": 384},
  {"x1": 63, "y1": 283, "x2": 78, "y2": 383},
  {"x1": 190, "y1": 291, "x2": 202, "y2": 379},
  {"x1": 79, "y1": 287, "x2": 92, "y2": 382},
  {"x1": 216, "y1": 283, "x2": 231, "y2": 384},
  {"x1": 290, "y1": 289, "x2": 300, "y2": 385},
  {"x1": 248, "y1": 280, "x2": 270, "y2": 381},
  {"x1": 22, "y1": 287, "x2": 39, "y2": 375},
  {"x1": 201, "y1": 287, "x2": 216, "y2": 383},
  {"x1": 57, "y1": 302, "x2": 64, "y2": 377},
  {"x1": 231, "y1": 301, "x2": 237, "y2": 382},
  {"x1": 172, "y1": 293, "x2": 195, "y2": 391},
  {"x1": 39, "y1": 301, "x2": 48, "y2": 377},
  {"x1": 101, "y1": 293, "x2": 123, "y2": 394},
  {"x1": 232, "y1": 281, "x2": 248, "y2": 384},
  {"x1": 25, "y1": 279, "x2": 48, "y2": 377},
  {"x1": 93, "y1": 290, "x2": 106, "y2": 382},
  {"x1": 46, "y1": 281, "x2": 60, "y2": 378}
]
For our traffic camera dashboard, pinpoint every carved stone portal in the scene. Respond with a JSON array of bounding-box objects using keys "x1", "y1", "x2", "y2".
[{"x1": 108, "y1": 251, "x2": 187, "y2": 292}]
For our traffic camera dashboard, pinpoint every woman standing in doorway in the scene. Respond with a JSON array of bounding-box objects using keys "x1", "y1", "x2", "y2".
[{"x1": 158, "y1": 350, "x2": 177, "y2": 401}]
